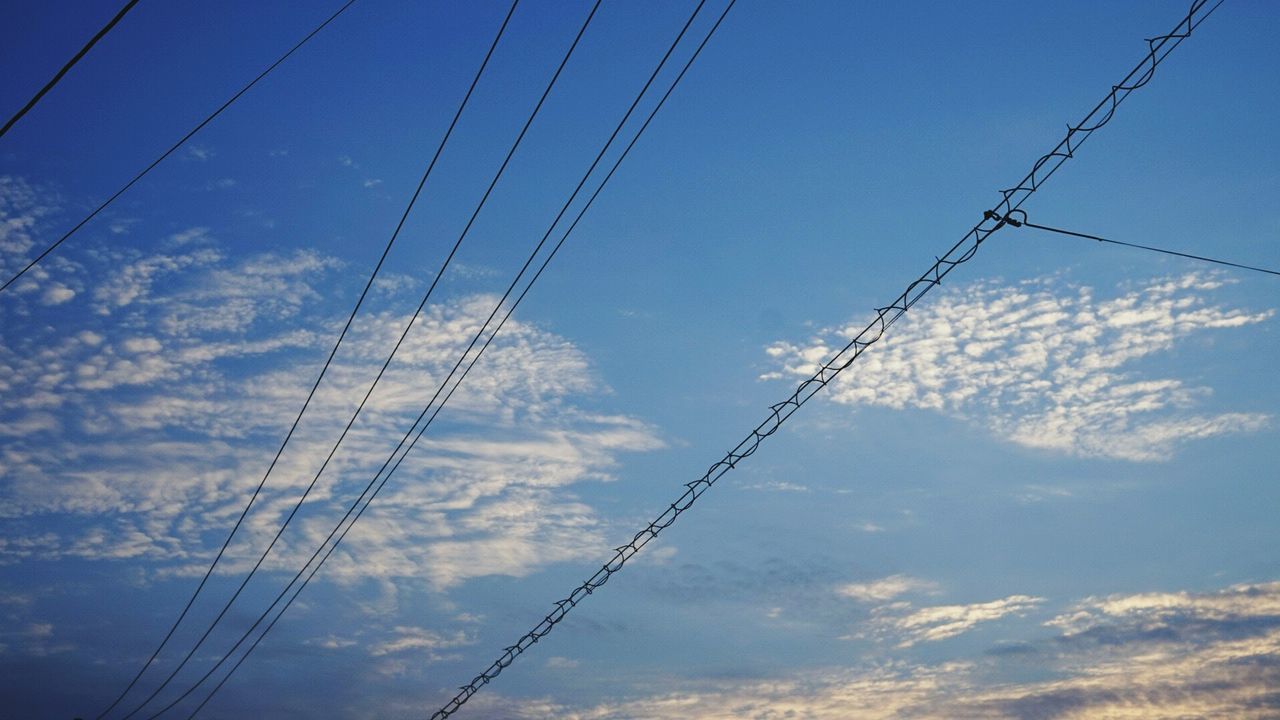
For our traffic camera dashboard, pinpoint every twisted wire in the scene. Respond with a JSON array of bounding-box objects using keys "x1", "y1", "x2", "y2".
[{"x1": 428, "y1": 2, "x2": 1223, "y2": 717}]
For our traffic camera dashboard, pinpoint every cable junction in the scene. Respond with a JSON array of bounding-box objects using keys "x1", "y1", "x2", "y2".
[
  {"x1": 427, "y1": 2, "x2": 1223, "y2": 718},
  {"x1": 1, "y1": 0, "x2": 359, "y2": 296},
  {"x1": 986, "y1": 210, "x2": 1280, "y2": 278}
]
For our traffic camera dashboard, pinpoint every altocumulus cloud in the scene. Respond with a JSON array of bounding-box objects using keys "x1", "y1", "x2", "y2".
[
  {"x1": 763, "y1": 273, "x2": 1272, "y2": 461},
  {"x1": 0, "y1": 222, "x2": 662, "y2": 602}
]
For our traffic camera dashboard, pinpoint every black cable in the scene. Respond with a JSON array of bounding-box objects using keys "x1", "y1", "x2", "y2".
[
  {"x1": 0, "y1": 0, "x2": 141, "y2": 139},
  {"x1": 0, "y1": 0, "x2": 358, "y2": 296},
  {"x1": 1006, "y1": 213, "x2": 1280, "y2": 278},
  {"x1": 96, "y1": 2, "x2": 518, "y2": 718},
  {"x1": 116, "y1": 2, "x2": 605, "y2": 718},
  {"x1": 174, "y1": 2, "x2": 723, "y2": 716}
]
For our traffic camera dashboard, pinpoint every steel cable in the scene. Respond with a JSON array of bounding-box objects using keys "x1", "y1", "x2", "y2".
[
  {"x1": 1, "y1": 0, "x2": 358, "y2": 295},
  {"x1": 0, "y1": 0, "x2": 141, "y2": 139},
  {"x1": 169, "y1": 2, "x2": 725, "y2": 716},
  {"x1": 97, "y1": 2, "x2": 521, "y2": 718},
  {"x1": 112, "y1": 1, "x2": 604, "y2": 717},
  {"x1": 427, "y1": 1, "x2": 1223, "y2": 717}
]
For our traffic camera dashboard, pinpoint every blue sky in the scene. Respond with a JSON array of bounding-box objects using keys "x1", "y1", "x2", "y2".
[{"x1": 2, "y1": 1, "x2": 1279, "y2": 718}]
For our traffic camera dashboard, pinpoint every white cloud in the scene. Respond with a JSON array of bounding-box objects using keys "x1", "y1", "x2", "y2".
[
  {"x1": 836, "y1": 574, "x2": 938, "y2": 603},
  {"x1": 860, "y1": 594, "x2": 1044, "y2": 647},
  {"x1": 0, "y1": 175, "x2": 57, "y2": 277},
  {"x1": 501, "y1": 581, "x2": 1280, "y2": 719},
  {"x1": 1, "y1": 238, "x2": 663, "y2": 599},
  {"x1": 1046, "y1": 580, "x2": 1280, "y2": 637},
  {"x1": 368, "y1": 626, "x2": 472, "y2": 657},
  {"x1": 764, "y1": 273, "x2": 1272, "y2": 461},
  {"x1": 40, "y1": 284, "x2": 75, "y2": 305}
]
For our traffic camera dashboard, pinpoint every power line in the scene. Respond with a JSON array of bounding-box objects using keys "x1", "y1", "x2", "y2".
[
  {"x1": 0, "y1": 0, "x2": 141, "y2": 140},
  {"x1": 0, "y1": 0, "x2": 358, "y2": 296},
  {"x1": 427, "y1": 2, "x2": 1222, "y2": 718},
  {"x1": 161, "y1": 2, "x2": 725, "y2": 716},
  {"x1": 96, "y1": 2, "x2": 519, "y2": 718},
  {"x1": 992, "y1": 211, "x2": 1280, "y2": 278},
  {"x1": 112, "y1": 2, "x2": 608, "y2": 718}
]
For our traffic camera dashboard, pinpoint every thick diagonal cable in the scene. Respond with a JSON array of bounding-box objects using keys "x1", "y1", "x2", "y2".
[
  {"x1": 170, "y1": 3, "x2": 721, "y2": 717},
  {"x1": 1, "y1": 0, "x2": 358, "y2": 295},
  {"x1": 99, "y1": 3, "x2": 521, "y2": 719},
  {"x1": 423, "y1": 2, "x2": 1221, "y2": 717},
  {"x1": 1001, "y1": 212, "x2": 1279, "y2": 278},
  {"x1": 118, "y1": 3, "x2": 605, "y2": 719},
  {"x1": 0, "y1": 0, "x2": 141, "y2": 139}
]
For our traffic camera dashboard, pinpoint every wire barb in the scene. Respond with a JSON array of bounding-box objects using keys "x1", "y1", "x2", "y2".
[{"x1": 427, "y1": 2, "x2": 1222, "y2": 718}]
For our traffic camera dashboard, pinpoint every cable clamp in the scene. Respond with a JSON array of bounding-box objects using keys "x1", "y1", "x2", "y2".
[{"x1": 983, "y1": 209, "x2": 1023, "y2": 228}]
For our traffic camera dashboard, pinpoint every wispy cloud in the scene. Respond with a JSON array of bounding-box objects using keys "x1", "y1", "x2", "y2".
[
  {"x1": 499, "y1": 581, "x2": 1280, "y2": 719},
  {"x1": 860, "y1": 595, "x2": 1045, "y2": 647},
  {"x1": 764, "y1": 274, "x2": 1272, "y2": 461},
  {"x1": 836, "y1": 574, "x2": 938, "y2": 603}
]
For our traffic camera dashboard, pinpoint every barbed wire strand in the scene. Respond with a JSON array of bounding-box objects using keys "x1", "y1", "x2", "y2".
[
  {"x1": 174, "y1": 2, "x2": 729, "y2": 718},
  {"x1": 0, "y1": 0, "x2": 358, "y2": 295},
  {"x1": 99, "y1": 3, "x2": 525, "y2": 719},
  {"x1": 426, "y1": 2, "x2": 1222, "y2": 718},
  {"x1": 999, "y1": 211, "x2": 1279, "y2": 278},
  {"x1": 0, "y1": 0, "x2": 141, "y2": 139}
]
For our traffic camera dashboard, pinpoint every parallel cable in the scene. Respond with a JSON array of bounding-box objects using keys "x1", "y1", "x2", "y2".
[
  {"x1": 1, "y1": 0, "x2": 358, "y2": 295},
  {"x1": 96, "y1": 2, "x2": 518, "y2": 718},
  {"x1": 168, "y1": 2, "x2": 723, "y2": 717},
  {"x1": 427, "y1": 2, "x2": 1222, "y2": 717},
  {"x1": 0, "y1": 0, "x2": 141, "y2": 139},
  {"x1": 996, "y1": 211, "x2": 1280, "y2": 278},
  {"x1": 114, "y1": 2, "x2": 605, "y2": 718}
]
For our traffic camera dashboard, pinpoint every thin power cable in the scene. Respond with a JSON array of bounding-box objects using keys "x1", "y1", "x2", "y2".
[
  {"x1": 119, "y1": 2, "x2": 604, "y2": 718},
  {"x1": 1, "y1": 0, "x2": 358, "y2": 295},
  {"x1": 0, "y1": 0, "x2": 141, "y2": 139},
  {"x1": 173, "y1": 3, "x2": 722, "y2": 717},
  {"x1": 426, "y1": 2, "x2": 1221, "y2": 717},
  {"x1": 96, "y1": 2, "x2": 518, "y2": 718},
  {"x1": 995, "y1": 211, "x2": 1280, "y2": 278}
]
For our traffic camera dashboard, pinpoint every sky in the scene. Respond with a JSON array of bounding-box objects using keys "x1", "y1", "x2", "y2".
[{"x1": 1, "y1": 1, "x2": 1279, "y2": 718}]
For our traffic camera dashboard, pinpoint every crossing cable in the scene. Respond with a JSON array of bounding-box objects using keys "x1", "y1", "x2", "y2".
[
  {"x1": 0, "y1": 0, "x2": 141, "y2": 139},
  {"x1": 111, "y1": 3, "x2": 607, "y2": 719},
  {"x1": 96, "y1": 3, "x2": 522, "y2": 719},
  {"x1": 165, "y1": 3, "x2": 728, "y2": 717},
  {"x1": 0, "y1": 0, "x2": 358, "y2": 295},
  {"x1": 988, "y1": 210, "x2": 1280, "y2": 278},
  {"x1": 426, "y1": 2, "x2": 1222, "y2": 718}
]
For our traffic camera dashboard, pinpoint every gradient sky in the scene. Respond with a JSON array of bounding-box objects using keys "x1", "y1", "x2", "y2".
[{"x1": 2, "y1": 1, "x2": 1279, "y2": 718}]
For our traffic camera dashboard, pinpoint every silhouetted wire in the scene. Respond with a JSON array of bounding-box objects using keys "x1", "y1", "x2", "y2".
[
  {"x1": 0, "y1": 0, "x2": 358, "y2": 296},
  {"x1": 422, "y1": 2, "x2": 1223, "y2": 718},
  {"x1": 175, "y1": 2, "x2": 721, "y2": 717},
  {"x1": 118, "y1": 2, "x2": 605, "y2": 718},
  {"x1": 0, "y1": 0, "x2": 141, "y2": 139},
  {"x1": 96, "y1": 2, "x2": 519, "y2": 719},
  {"x1": 1003, "y1": 212, "x2": 1280, "y2": 278}
]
